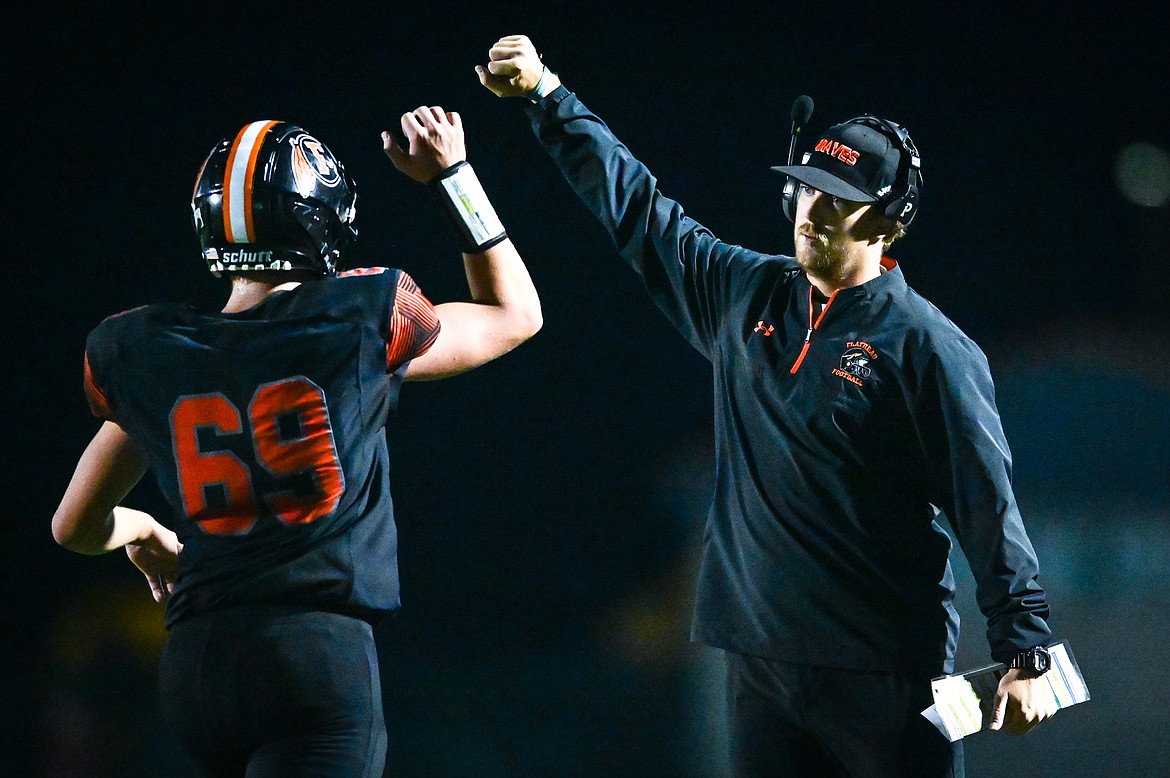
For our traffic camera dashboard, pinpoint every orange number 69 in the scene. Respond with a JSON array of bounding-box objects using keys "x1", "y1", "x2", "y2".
[{"x1": 170, "y1": 376, "x2": 344, "y2": 535}]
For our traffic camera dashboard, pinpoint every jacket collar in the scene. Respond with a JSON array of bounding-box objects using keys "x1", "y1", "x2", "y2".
[{"x1": 799, "y1": 256, "x2": 906, "y2": 302}]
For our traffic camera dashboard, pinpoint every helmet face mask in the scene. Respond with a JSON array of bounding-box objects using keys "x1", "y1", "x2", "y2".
[{"x1": 191, "y1": 121, "x2": 357, "y2": 277}]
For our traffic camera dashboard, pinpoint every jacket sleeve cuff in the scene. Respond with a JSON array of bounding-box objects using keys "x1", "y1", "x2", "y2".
[{"x1": 524, "y1": 85, "x2": 572, "y2": 114}]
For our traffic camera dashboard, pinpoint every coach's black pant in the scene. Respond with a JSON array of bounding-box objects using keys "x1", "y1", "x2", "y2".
[
  {"x1": 725, "y1": 651, "x2": 963, "y2": 778},
  {"x1": 160, "y1": 606, "x2": 387, "y2": 778}
]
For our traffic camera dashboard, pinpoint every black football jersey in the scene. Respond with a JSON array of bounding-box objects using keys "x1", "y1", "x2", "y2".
[{"x1": 83, "y1": 268, "x2": 439, "y2": 627}]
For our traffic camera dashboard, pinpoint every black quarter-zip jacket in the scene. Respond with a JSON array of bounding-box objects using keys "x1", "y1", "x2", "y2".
[{"x1": 526, "y1": 88, "x2": 1051, "y2": 673}]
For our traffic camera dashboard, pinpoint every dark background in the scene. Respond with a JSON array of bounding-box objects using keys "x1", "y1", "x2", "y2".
[{"x1": 6, "y1": 3, "x2": 1168, "y2": 775}]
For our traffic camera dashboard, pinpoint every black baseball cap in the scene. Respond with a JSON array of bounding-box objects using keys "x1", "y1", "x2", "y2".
[{"x1": 772, "y1": 118, "x2": 908, "y2": 203}]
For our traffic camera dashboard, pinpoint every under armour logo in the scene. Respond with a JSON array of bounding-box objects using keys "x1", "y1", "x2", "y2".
[{"x1": 754, "y1": 321, "x2": 775, "y2": 336}]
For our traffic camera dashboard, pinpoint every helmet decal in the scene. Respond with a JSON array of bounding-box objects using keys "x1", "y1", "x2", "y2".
[
  {"x1": 292, "y1": 133, "x2": 342, "y2": 195},
  {"x1": 223, "y1": 120, "x2": 280, "y2": 243}
]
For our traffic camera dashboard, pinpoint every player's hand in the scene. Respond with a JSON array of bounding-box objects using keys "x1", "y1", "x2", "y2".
[
  {"x1": 987, "y1": 668, "x2": 1059, "y2": 735},
  {"x1": 125, "y1": 518, "x2": 182, "y2": 603},
  {"x1": 383, "y1": 106, "x2": 467, "y2": 183},
  {"x1": 477, "y1": 35, "x2": 557, "y2": 97}
]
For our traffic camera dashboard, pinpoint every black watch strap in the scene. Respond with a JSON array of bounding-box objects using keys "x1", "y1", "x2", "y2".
[{"x1": 1008, "y1": 645, "x2": 1052, "y2": 675}]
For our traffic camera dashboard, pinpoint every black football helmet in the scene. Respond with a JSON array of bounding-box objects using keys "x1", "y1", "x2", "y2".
[{"x1": 191, "y1": 120, "x2": 357, "y2": 276}]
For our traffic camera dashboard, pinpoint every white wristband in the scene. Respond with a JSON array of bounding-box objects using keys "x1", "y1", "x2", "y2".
[{"x1": 431, "y1": 162, "x2": 507, "y2": 253}]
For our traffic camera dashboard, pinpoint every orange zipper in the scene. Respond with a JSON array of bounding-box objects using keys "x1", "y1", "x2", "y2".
[{"x1": 789, "y1": 287, "x2": 837, "y2": 374}]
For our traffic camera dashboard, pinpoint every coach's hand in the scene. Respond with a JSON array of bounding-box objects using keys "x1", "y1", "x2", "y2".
[
  {"x1": 988, "y1": 668, "x2": 1059, "y2": 735},
  {"x1": 477, "y1": 35, "x2": 559, "y2": 98}
]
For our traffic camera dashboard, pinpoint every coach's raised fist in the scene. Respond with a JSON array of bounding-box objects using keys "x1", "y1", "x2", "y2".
[{"x1": 477, "y1": 35, "x2": 558, "y2": 98}]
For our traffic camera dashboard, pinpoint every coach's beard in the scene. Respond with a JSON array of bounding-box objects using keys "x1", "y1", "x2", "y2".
[{"x1": 796, "y1": 234, "x2": 846, "y2": 283}]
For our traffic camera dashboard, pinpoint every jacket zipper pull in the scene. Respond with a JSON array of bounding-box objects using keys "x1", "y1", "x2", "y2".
[
  {"x1": 790, "y1": 328, "x2": 813, "y2": 374},
  {"x1": 789, "y1": 287, "x2": 837, "y2": 374},
  {"x1": 790, "y1": 286, "x2": 817, "y2": 374}
]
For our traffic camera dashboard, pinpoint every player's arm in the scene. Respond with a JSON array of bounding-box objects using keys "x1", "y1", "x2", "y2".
[
  {"x1": 52, "y1": 421, "x2": 181, "y2": 601},
  {"x1": 53, "y1": 421, "x2": 150, "y2": 553},
  {"x1": 383, "y1": 106, "x2": 541, "y2": 381},
  {"x1": 406, "y1": 240, "x2": 541, "y2": 380}
]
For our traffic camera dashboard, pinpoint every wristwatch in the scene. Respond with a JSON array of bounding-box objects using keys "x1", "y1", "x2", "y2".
[{"x1": 1008, "y1": 645, "x2": 1052, "y2": 676}]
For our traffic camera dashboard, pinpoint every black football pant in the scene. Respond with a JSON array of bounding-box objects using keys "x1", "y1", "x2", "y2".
[
  {"x1": 725, "y1": 651, "x2": 963, "y2": 778},
  {"x1": 159, "y1": 607, "x2": 387, "y2": 777}
]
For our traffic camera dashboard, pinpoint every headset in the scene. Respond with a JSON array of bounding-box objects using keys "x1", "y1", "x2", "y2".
[{"x1": 780, "y1": 101, "x2": 923, "y2": 226}]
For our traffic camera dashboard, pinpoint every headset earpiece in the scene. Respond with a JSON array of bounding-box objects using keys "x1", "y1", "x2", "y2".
[
  {"x1": 780, "y1": 152, "x2": 811, "y2": 223},
  {"x1": 782, "y1": 177, "x2": 797, "y2": 223},
  {"x1": 843, "y1": 115, "x2": 922, "y2": 226}
]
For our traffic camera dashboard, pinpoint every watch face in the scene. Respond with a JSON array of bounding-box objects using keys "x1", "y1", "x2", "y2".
[{"x1": 1035, "y1": 649, "x2": 1051, "y2": 673}]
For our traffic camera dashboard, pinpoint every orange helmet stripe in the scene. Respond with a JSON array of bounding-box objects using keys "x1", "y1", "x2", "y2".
[{"x1": 223, "y1": 120, "x2": 280, "y2": 243}]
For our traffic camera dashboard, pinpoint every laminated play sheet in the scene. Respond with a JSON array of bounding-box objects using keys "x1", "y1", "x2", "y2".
[{"x1": 921, "y1": 640, "x2": 1089, "y2": 742}]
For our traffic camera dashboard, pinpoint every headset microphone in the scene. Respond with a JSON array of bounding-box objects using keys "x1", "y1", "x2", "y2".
[
  {"x1": 788, "y1": 95, "x2": 814, "y2": 165},
  {"x1": 781, "y1": 95, "x2": 814, "y2": 222}
]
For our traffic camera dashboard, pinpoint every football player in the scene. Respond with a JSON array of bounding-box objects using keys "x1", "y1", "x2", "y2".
[{"x1": 52, "y1": 106, "x2": 541, "y2": 777}]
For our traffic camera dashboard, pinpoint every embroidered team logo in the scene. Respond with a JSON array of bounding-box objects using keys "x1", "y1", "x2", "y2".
[
  {"x1": 291, "y1": 132, "x2": 342, "y2": 195},
  {"x1": 832, "y1": 341, "x2": 878, "y2": 386}
]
